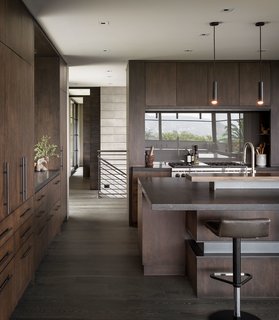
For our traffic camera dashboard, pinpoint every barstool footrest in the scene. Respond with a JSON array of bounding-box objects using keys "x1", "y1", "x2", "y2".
[{"x1": 210, "y1": 272, "x2": 252, "y2": 287}]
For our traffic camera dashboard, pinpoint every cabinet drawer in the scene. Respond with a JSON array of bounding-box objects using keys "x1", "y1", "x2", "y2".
[
  {"x1": 0, "y1": 259, "x2": 15, "y2": 320},
  {"x1": 35, "y1": 184, "x2": 48, "y2": 211},
  {"x1": 0, "y1": 236, "x2": 14, "y2": 274},
  {"x1": 14, "y1": 197, "x2": 33, "y2": 231},
  {"x1": 0, "y1": 214, "x2": 14, "y2": 248},
  {"x1": 14, "y1": 215, "x2": 33, "y2": 253},
  {"x1": 49, "y1": 175, "x2": 61, "y2": 208},
  {"x1": 14, "y1": 235, "x2": 33, "y2": 303}
]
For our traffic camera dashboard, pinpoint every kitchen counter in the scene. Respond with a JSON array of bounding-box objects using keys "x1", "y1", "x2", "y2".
[
  {"x1": 140, "y1": 177, "x2": 279, "y2": 211},
  {"x1": 138, "y1": 177, "x2": 279, "y2": 297}
]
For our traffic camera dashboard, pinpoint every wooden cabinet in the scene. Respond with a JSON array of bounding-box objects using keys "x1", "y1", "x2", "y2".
[
  {"x1": 0, "y1": 44, "x2": 4, "y2": 221},
  {"x1": 240, "y1": 62, "x2": 271, "y2": 106},
  {"x1": 146, "y1": 62, "x2": 176, "y2": 106},
  {"x1": 177, "y1": 62, "x2": 208, "y2": 106},
  {"x1": 5, "y1": 0, "x2": 34, "y2": 64},
  {"x1": 0, "y1": 260, "x2": 15, "y2": 320},
  {"x1": 208, "y1": 62, "x2": 239, "y2": 106}
]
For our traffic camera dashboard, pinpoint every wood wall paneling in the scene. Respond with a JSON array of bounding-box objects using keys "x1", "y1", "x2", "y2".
[
  {"x1": 270, "y1": 62, "x2": 279, "y2": 166},
  {"x1": 177, "y1": 62, "x2": 208, "y2": 106},
  {"x1": 127, "y1": 61, "x2": 146, "y2": 225},
  {"x1": 89, "y1": 88, "x2": 100, "y2": 190},
  {"x1": 208, "y1": 62, "x2": 239, "y2": 106},
  {"x1": 145, "y1": 62, "x2": 176, "y2": 106},
  {"x1": 240, "y1": 62, "x2": 270, "y2": 106},
  {"x1": 35, "y1": 57, "x2": 60, "y2": 171}
]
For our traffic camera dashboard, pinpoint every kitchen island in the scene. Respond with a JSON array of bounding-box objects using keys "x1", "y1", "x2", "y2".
[{"x1": 138, "y1": 177, "x2": 279, "y2": 297}]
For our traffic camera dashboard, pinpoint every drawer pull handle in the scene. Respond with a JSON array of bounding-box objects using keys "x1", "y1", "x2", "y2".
[
  {"x1": 21, "y1": 245, "x2": 32, "y2": 259},
  {"x1": 36, "y1": 210, "x2": 45, "y2": 217},
  {"x1": 54, "y1": 180, "x2": 60, "y2": 185},
  {"x1": 37, "y1": 194, "x2": 45, "y2": 202},
  {"x1": 20, "y1": 207, "x2": 31, "y2": 218},
  {"x1": 0, "y1": 228, "x2": 12, "y2": 240},
  {"x1": 46, "y1": 214, "x2": 54, "y2": 222},
  {"x1": 0, "y1": 275, "x2": 12, "y2": 293},
  {"x1": 0, "y1": 251, "x2": 11, "y2": 267},
  {"x1": 38, "y1": 225, "x2": 46, "y2": 235},
  {"x1": 20, "y1": 226, "x2": 32, "y2": 239}
]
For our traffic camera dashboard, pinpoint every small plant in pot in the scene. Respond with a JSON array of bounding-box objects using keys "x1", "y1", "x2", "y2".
[{"x1": 34, "y1": 135, "x2": 59, "y2": 172}]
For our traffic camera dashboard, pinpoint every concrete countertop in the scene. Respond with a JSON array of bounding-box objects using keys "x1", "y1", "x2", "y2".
[{"x1": 139, "y1": 177, "x2": 279, "y2": 211}]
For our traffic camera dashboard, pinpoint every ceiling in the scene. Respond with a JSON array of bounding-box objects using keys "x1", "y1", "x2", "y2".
[{"x1": 23, "y1": 0, "x2": 279, "y2": 87}]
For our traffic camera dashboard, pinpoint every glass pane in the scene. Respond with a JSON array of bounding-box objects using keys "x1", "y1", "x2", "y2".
[
  {"x1": 231, "y1": 113, "x2": 244, "y2": 153},
  {"x1": 161, "y1": 113, "x2": 212, "y2": 141},
  {"x1": 145, "y1": 113, "x2": 159, "y2": 140},
  {"x1": 215, "y1": 113, "x2": 228, "y2": 152}
]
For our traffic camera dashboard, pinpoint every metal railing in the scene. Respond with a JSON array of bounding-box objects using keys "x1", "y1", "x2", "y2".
[{"x1": 97, "y1": 150, "x2": 127, "y2": 198}]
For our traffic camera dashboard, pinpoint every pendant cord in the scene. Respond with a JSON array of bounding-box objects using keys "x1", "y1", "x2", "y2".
[
  {"x1": 213, "y1": 25, "x2": 216, "y2": 80},
  {"x1": 259, "y1": 25, "x2": 262, "y2": 81}
]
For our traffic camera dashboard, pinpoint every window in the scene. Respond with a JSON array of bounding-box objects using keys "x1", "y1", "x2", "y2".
[{"x1": 145, "y1": 111, "x2": 246, "y2": 161}]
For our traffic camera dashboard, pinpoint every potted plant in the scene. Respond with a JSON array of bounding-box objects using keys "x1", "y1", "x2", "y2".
[{"x1": 34, "y1": 135, "x2": 59, "y2": 171}]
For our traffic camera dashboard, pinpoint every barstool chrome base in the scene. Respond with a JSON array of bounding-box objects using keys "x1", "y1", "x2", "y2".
[{"x1": 208, "y1": 310, "x2": 261, "y2": 320}]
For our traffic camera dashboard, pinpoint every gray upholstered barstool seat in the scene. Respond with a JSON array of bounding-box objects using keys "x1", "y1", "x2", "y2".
[{"x1": 206, "y1": 218, "x2": 270, "y2": 320}]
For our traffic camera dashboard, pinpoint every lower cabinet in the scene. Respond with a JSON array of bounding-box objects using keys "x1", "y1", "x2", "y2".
[
  {"x1": 0, "y1": 172, "x2": 64, "y2": 319},
  {"x1": 14, "y1": 235, "x2": 34, "y2": 304},
  {"x1": 0, "y1": 260, "x2": 15, "y2": 320}
]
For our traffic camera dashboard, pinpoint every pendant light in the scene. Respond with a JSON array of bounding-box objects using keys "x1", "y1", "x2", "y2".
[
  {"x1": 210, "y1": 22, "x2": 220, "y2": 105},
  {"x1": 256, "y1": 22, "x2": 265, "y2": 105}
]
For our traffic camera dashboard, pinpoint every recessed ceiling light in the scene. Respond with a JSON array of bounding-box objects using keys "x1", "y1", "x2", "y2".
[
  {"x1": 222, "y1": 8, "x2": 234, "y2": 12},
  {"x1": 107, "y1": 70, "x2": 112, "y2": 73},
  {"x1": 184, "y1": 49, "x2": 193, "y2": 52},
  {"x1": 200, "y1": 33, "x2": 210, "y2": 37},
  {"x1": 103, "y1": 49, "x2": 109, "y2": 52},
  {"x1": 99, "y1": 21, "x2": 110, "y2": 25}
]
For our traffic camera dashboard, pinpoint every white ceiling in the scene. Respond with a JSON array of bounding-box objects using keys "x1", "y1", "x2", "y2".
[{"x1": 23, "y1": 0, "x2": 279, "y2": 87}]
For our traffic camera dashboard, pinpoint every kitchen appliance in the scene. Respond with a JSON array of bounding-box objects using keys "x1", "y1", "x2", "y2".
[{"x1": 169, "y1": 161, "x2": 251, "y2": 177}]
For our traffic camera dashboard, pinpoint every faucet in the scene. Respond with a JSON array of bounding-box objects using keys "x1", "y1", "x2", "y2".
[{"x1": 243, "y1": 142, "x2": 256, "y2": 176}]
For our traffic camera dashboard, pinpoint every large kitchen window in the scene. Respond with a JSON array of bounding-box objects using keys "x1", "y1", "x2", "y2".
[{"x1": 145, "y1": 112, "x2": 247, "y2": 161}]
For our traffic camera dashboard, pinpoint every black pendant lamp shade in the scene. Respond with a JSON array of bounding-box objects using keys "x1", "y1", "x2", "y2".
[
  {"x1": 256, "y1": 22, "x2": 265, "y2": 105},
  {"x1": 210, "y1": 22, "x2": 219, "y2": 105}
]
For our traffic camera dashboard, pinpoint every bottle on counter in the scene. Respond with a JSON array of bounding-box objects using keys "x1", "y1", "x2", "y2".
[{"x1": 185, "y1": 149, "x2": 191, "y2": 165}]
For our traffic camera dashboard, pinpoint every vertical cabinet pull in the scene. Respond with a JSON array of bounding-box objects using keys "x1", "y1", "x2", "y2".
[
  {"x1": 3, "y1": 162, "x2": 10, "y2": 214},
  {"x1": 21, "y1": 157, "x2": 28, "y2": 201},
  {"x1": 60, "y1": 147, "x2": 63, "y2": 170}
]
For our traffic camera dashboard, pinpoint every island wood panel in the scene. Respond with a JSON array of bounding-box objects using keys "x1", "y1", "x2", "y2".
[
  {"x1": 240, "y1": 62, "x2": 271, "y2": 106},
  {"x1": 131, "y1": 168, "x2": 171, "y2": 227},
  {"x1": 208, "y1": 62, "x2": 239, "y2": 106},
  {"x1": 141, "y1": 194, "x2": 186, "y2": 275},
  {"x1": 186, "y1": 210, "x2": 279, "y2": 241},
  {"x1": 176, "y1": 62, "x2": 208, "y2": 106},
  {"x1": 186, "y1": 242, "x2": 279, "y2": 297},
  {"x1": 145, "y1": 62, "x2": 176, "y2": 106}
]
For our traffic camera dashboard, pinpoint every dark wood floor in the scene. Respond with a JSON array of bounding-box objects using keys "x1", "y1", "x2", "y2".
[{"x1": 11, "y1": 170, "x2": 279, "y2": 319}]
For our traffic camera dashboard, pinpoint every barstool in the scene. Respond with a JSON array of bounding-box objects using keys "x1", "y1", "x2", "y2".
[{"x1": 205, "y1": 218, "x2": 270, "y2": 320}]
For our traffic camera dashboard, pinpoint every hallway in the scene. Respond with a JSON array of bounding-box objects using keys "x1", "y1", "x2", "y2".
[{"x1": 11, "y1": 173, "x2": 279, "y2": 320}]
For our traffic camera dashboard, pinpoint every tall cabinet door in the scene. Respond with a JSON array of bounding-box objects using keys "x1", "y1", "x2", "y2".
[
  {"x1": 5, "y1": 47, "x2": 23, "y2": 212},
  {"x1": 0, "y1": 43, "x2": 5, "y2": 220},
  {"x1": 21, "y1": 62, "x2": 34, "y2": 201}
]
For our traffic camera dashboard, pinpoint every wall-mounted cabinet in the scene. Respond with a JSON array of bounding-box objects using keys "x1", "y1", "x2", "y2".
[
  {"x1": 208, "y1": 62, "x2": 239, "y2": 106},
  {"x1": 177, "y1": 62, "x2": 208, "y2": 106},
  {"x1": 146, "y1": 62, "x2": 176, "y2": 106},
  {"x1": 240, "y1": 62, "x2": 271, "y2": 106}
]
